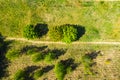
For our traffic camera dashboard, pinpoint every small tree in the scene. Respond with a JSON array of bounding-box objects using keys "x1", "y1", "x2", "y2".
[
  {"x1": 44, "y1": 52, "x2": 56, "y2": 63},
  {"x1": 49, "y1": 25, "x2": 78, "y2": 43},
  {"x1": 62, "y1": 25, "x2": 78, "y2": 43},
  {"x1": 32, "y1": 53, "x2": 44, "y2": 62},
  {"x1": 14, "y1": 69, "x2": 26, "y2": 80},
  {"x1": 23, "y1": 25, "x2": 37, "y2": 39},
  {"x1": 33, "y1": 69, "x2": 44, "y2": 79},
  {"x1": 54, "y1": 61, "x2": 66, "y2": 80},
  {"x1": 6, "y1": 49, "x2": 20, "y2": 61},
  {"x1": 81, "y1": 54, "x2": 93, "y2": 75}
]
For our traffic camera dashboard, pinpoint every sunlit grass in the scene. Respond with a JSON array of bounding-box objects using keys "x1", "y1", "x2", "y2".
[{"x1": 0, "y1": 1, "x2": 120, "y2": 41}]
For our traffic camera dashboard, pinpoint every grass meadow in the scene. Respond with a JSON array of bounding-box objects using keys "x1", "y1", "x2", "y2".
[
  {"x1": 0, "y1": 0, "x2": 120, "y2": 41},
  {"x1": 1, "y1": 40, "x2": 120, "y2": 80}
]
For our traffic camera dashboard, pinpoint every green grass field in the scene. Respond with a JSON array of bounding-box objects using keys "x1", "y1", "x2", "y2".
[
  {"x1": 0, "y1": 0, "x2": 120, "y2": 41},
  {"x1": 0, "y1": 1, "x2": 120, "y2": 80},
  {"x1": 1, "y1": 40, "x2": 120, "y2": 80}
]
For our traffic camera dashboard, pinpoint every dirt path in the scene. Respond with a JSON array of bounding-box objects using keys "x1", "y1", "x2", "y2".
[{"x1": 6, "y1": 37, "x2": 120, "y2": 45}]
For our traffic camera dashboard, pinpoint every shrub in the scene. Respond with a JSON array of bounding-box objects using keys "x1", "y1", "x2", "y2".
[
  {"x1": 33, "y1": 69, "x2": 44, "y2": 80},
  {"x1": 81, "y1": 54, "x2": 93, "y2": 75},
  {"x1": 54, "y1": 61, "x2": 66, "y2": 80},
  {"x1": 32, "y1": 53, "x2": 44, "y2": 62},
  {"x1": 26, "y1": 49, "x2": 36, "y2": 55},
  {"x1": 62, "y1": 25, "x2": 78, "y2": 43},
  {"x1": 49, "y1": 25, "x2": 78, "y2": 43},
  {"x1": 6, "y1": 50, "x2": 20, "y2": 60},
  {"x1": 44, "y1": 52, "x2": 56, "y2": 63},
  {"x1": 66, "y1": 66, "x2": 72, "y2": 73},
  {"x1": 23, "y1": 25, "x2": 37, "y2": 39},
  {"x1": 49, "y1": 26, "x2": 63, "y2": 41},
  {"x1": 14, "y1": 70, "x2": 26, "y2": 80}
]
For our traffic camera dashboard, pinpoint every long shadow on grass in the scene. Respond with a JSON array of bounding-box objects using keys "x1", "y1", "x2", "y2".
[
  {"x1": 61, "y1": 58, "x2": 79, "y2": 71},
  {"x1": 24, "y1": 66, "x2": 40, "y2": 80},
  {"x1": 61, "y1": 24, "x2": 86, "y2": 40},
  {"x1": 0, "y1": 40, "x2": 13, "y2": 79},
  {"x1": 42, "y1": 48, "x2": 67, "y2": 59},
  {"x1": 86, "y1": 51, "x2": 101, "y2": 60},
  {"x1": 24, "y1": 65, "x2": 54, "y2": 80},
  {"x1": 41, "y1": 65, "x2": 54, "y2": 73},
  {"x1": 51, "y1": 48, "x2": 67, "y2": 59},
  {"x1": 20, "y1": 45, "x2": 48, "y2": 54}
]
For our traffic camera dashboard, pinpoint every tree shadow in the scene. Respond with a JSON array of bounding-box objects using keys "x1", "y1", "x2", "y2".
[
  {"x1": 24, "y1": 66, "x2": 41, "y2": 80},
  {"x1": 86, "y1": 51, "x2": 101, "y2": 60},
  {"x1": 62, "y1": 24, "x2": 86, "y2": 40},
  {"x1": 32, "y1": 65, "x2": 54, "y2": 79},
  {"x1": 61, "y1": 58, "x2": 78, "y2": 71},
  {"x1": 20, "y1": 45, "x2": 48, "y2": 54},
  {"x1": 0, "y1": 40, "x2": 13, "y2": 79},
  {"x1": 34, "y1": 23, "x2": 48, "y2": 37},
  {"x1": 42, "y1": 48, "x2": 67, "y2": 59},
  {"x1": 51, "y1": 48, "x2": 67, "y2": 59},
  {"x1": 41, "y1": 65, "x2": 54, "y2": 73}
]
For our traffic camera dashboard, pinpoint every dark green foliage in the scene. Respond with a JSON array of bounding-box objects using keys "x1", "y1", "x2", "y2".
[
  {"x1": 44, "y1": 52, "x2": 56, "y2": 63},
  {"x1": 6, "y1": 50, "x2": 20, "y2": 60},
  {"x1": 81, "y1": 54, "x2": 93, "y2": 75},
  {"x1": 54, "y1": 62, "x2": 66, "y2": 80},
  {"x1": 0, "y1": 33, "x2": 3, "y2": 42},
  {"x1": 14, "y1": 70, "x2": 26, "y2": 80},
  {"x1": 49, "y1": 26, "x2": 63, "y2": 41},
  {"x1": 23, "y1": 25, "x2": 37, "y2": 39},
  {"x1": 62, "y1": 25, "x2": 78, "y2": 43},
  {"x1": 32, "y1": 53, "x2": 44, "y2": 62},
  {"x1": 33, "y1": 69, "x2": 44, "y2": 79},
  {"x1": 0, "y1": 33, "x2": 8, "y2": 79}
]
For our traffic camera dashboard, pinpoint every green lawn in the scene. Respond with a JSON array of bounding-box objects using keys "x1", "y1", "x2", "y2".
[{"x1": 0, "y1": 1, "x2": 120, "y2": 41}]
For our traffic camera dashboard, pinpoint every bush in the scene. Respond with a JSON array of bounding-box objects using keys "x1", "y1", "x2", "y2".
[
  {"x1": 49, "y1": 25, "x2": 78, "y2": 43},
  {"x1": 49, "y1": 26, "x2": 63, "y2": 41},
  {"x1": 33, "y1": 69, "x2": 44, "y2": 80},
  {"x1": 23, "y1": 25, "x2": 37, "y2": 39},
  {"x1": 32, "y1": 53, "x2": 44, "y2": 62},
  {"x1": 26, "y1": 49, "x2": 36, "y2": 55},
  {"x1": 44, "y1": 52, "x2": 56, "y2": 63},
  {"x1": 54, "y1": 61, "x2": 66, "y2": 80},
  {"x1": 14, "y1": 70, "x2": 26, "y2": 80},
  {"x1": 6, "y1": 50, "x2": 20, "y2": 60},
  {"x1": 62, "y1": 25, "x2": 78, "y2": 43}
]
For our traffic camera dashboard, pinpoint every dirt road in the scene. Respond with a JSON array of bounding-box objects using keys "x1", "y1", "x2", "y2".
[{"x1": 6, "y1": 37, "x2": 120, "y2": 45}]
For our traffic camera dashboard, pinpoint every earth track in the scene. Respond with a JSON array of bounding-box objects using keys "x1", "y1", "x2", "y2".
[{"x1": 6, "y1": 37, "x2": 120, "y2": 45}]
